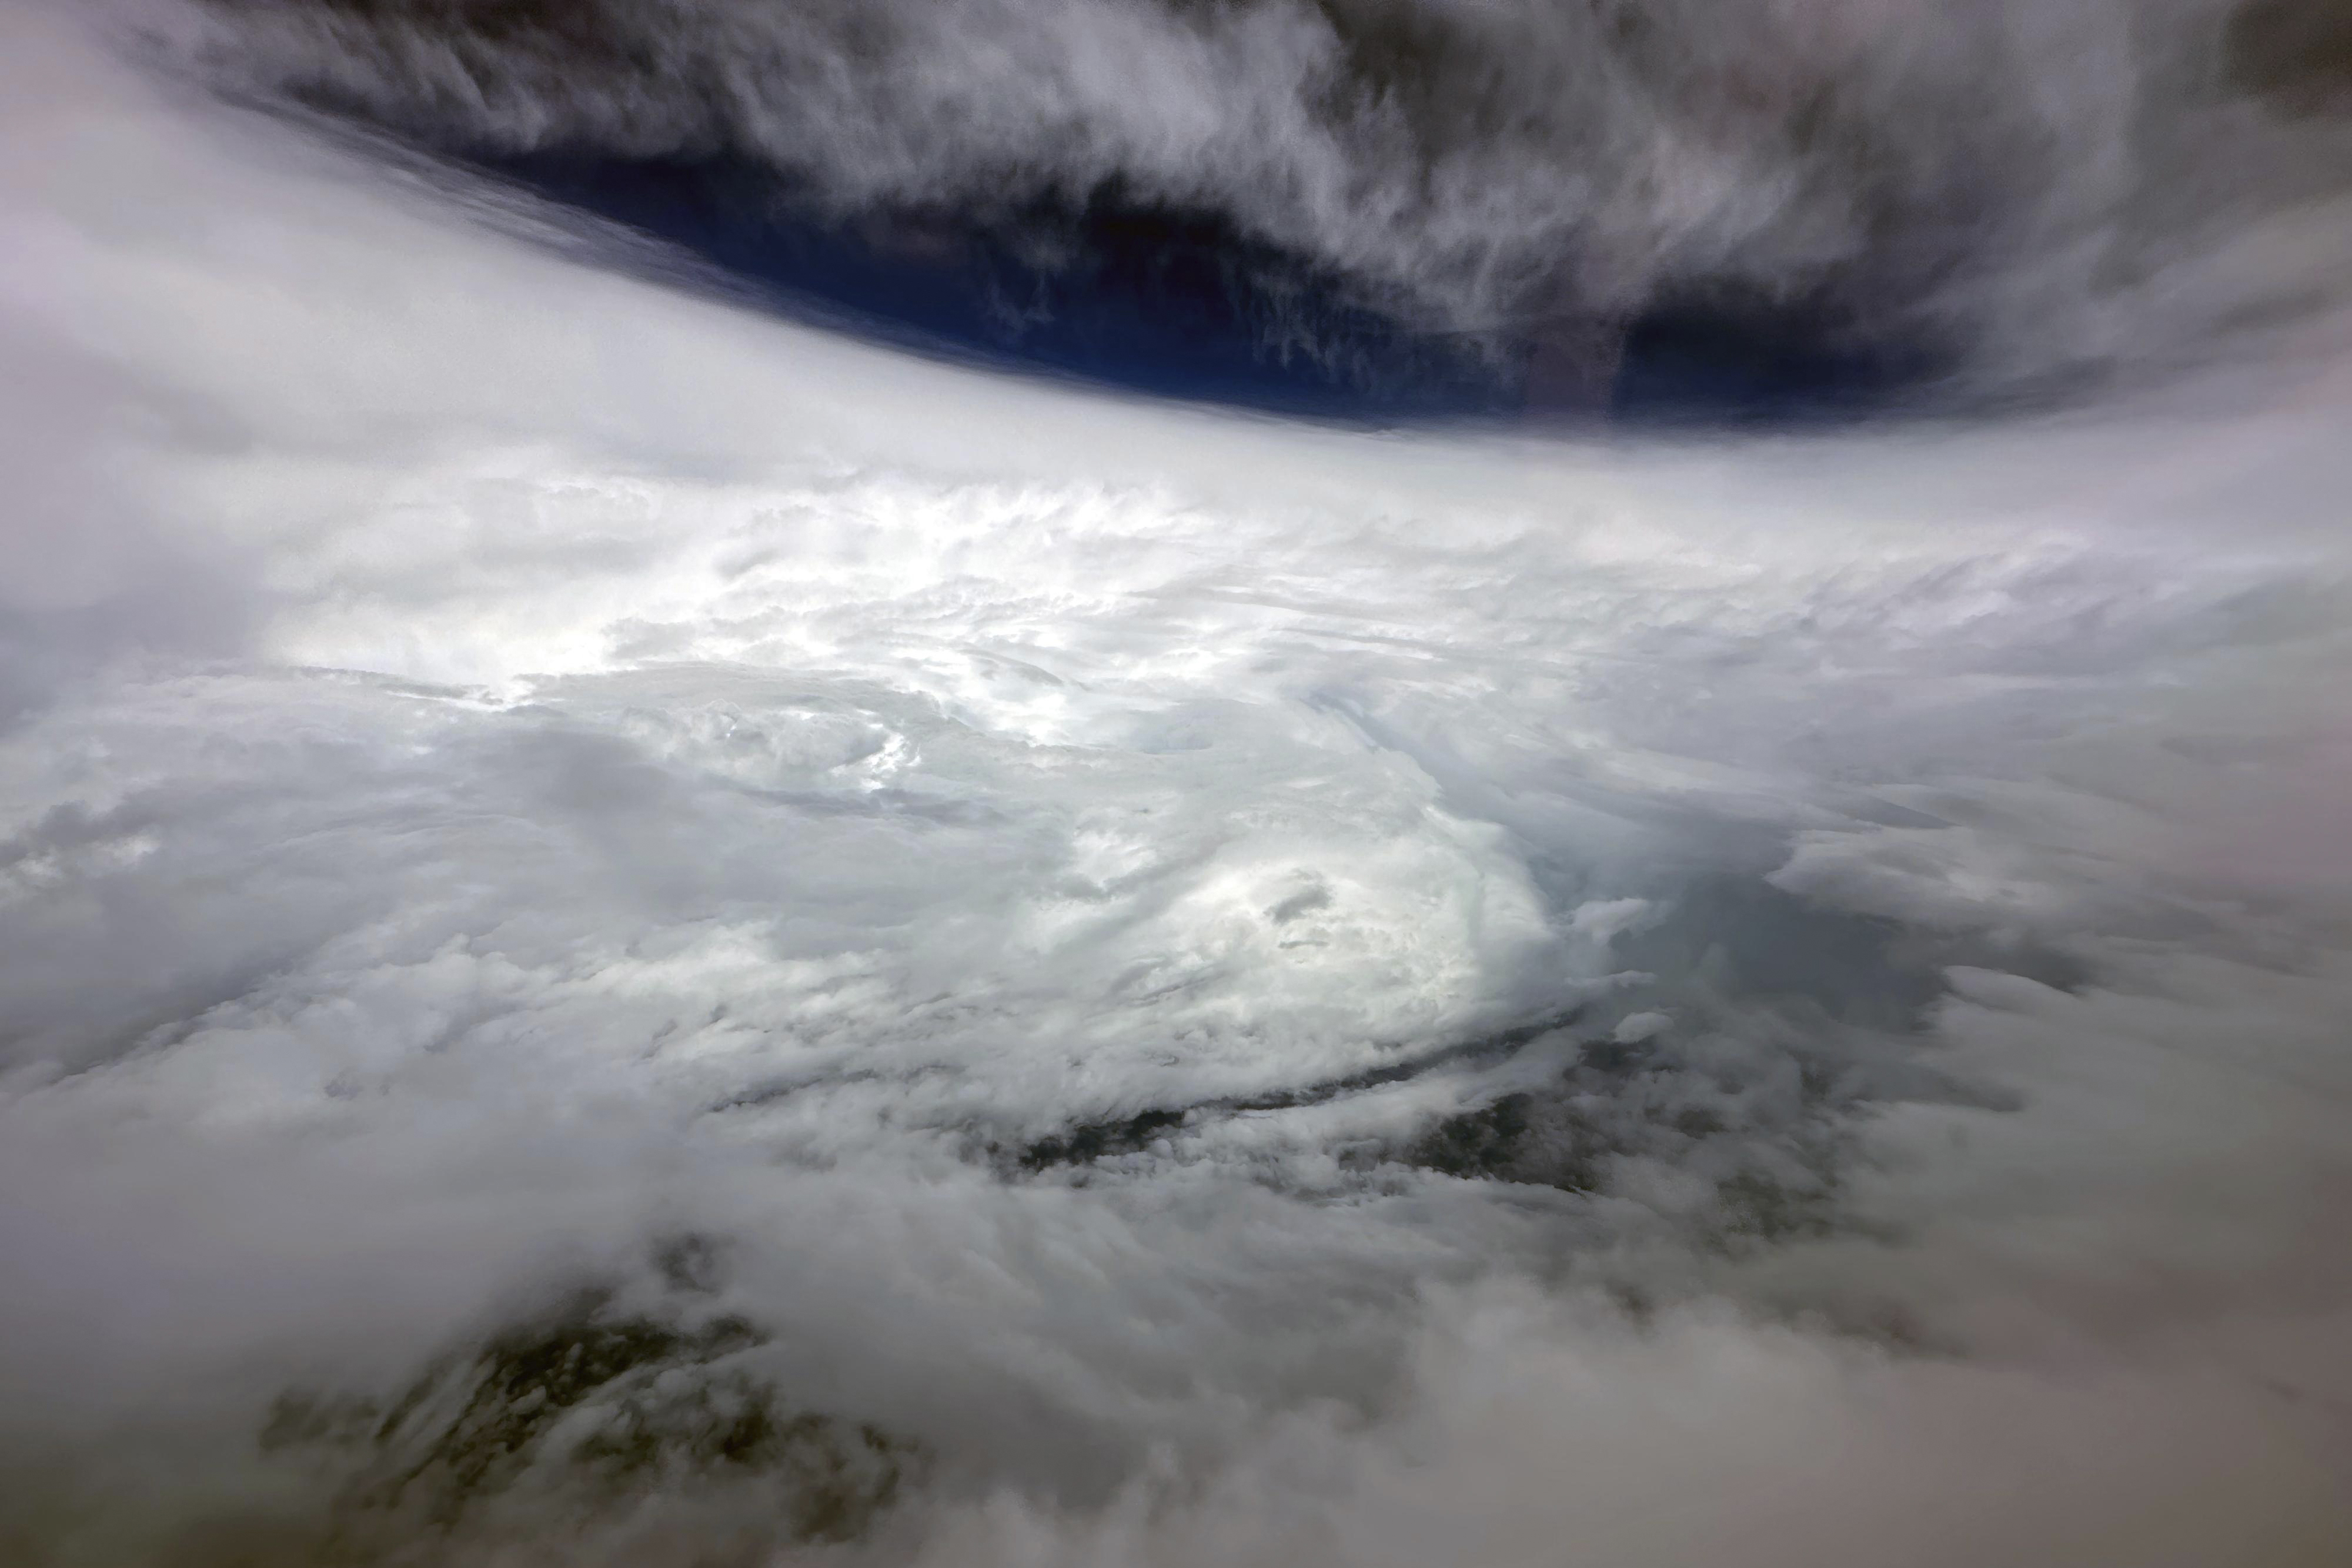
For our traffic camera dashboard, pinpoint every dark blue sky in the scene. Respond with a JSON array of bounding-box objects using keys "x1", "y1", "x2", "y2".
[{"x1": 472, "y1": 145, "x2": 1949, "y2": 428}]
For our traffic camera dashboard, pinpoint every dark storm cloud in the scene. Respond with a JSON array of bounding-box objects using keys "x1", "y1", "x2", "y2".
[{"x1": 150, "y1": 0, "x2": 2352, "y2": 413}]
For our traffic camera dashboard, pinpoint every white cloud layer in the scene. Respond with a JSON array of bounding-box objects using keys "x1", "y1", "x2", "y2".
[{"x1": 2, "y1": 6, "x2": 2349, "y2": 1564}]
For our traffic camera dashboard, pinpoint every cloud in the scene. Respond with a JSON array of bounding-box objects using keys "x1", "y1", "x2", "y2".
[
  {"x1": 142, "y1": 0, "x2": 2352, "y2": 403},
  {"x1": 891, "y1": 1282, "x2": 2350, "y2": 1568},
  {"x1": 1, "y1": 5, "x2": 2348, "y2": 1563}
]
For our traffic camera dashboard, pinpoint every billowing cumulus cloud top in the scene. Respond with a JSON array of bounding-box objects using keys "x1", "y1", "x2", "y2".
[{"x1": 2, "y1": 4, "x2": 2351, "y2": 1565}]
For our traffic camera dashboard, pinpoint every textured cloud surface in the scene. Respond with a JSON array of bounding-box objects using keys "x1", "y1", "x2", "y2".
[
  {"x1": 4, "y1": 6, "x2": 2351, "y2": 1564},
  {"x1": 156, "y1": 0, "x2": 2352, "y2": 412}
]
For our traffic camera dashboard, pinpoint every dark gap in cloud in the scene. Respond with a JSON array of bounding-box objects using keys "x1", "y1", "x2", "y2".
[
  {"x1": 1001, "y1": 1007, "x2": 1586, "y2": 1172},
  {"x1": 379, "y1": 143, "x2": 1523, "y2": 421},
  {"x1": 411, "y1": 143, "x2": 1973, "y2": 426},
  {"x1": 1609, "y1": 287, "x2": 1959, "y2": 426},
  {"x1": 1395, "y1": 1037, "x2": 1850, "y2": 1228},
  {"x1": 255, "y1": 1289, "x2": 917, "y2": 1556}
]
